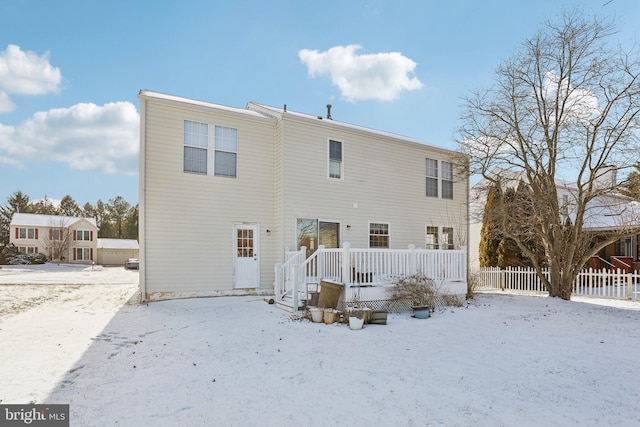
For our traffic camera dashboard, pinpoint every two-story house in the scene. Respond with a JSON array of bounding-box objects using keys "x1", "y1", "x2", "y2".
[
  {"x1": 9, "y1": 213, "x2": 98, "y2": 263},
  {"x1": 469, "y1": 171, "x2": 640, "y2": 272},
  {"x1": 138, "y1": 90, "x2": 469, "y2": 302}
]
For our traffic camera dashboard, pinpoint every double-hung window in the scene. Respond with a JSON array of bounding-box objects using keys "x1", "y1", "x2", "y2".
[
  {"x1": 442, "y1": 227, "x2": 454, "y2": 249},
  {"x1": 425, "y1": 226, "x2": 439, "y2": 249},
  {"x1": 214, "y1": 126, "x2": 237, "y2": 177},
  {"x1": 426, "y1": 226, "x2": 456, "y2": 250},
  {"x1": 18, "y1": 228, "x2": 36, "y2": 239},
  {"x1": 76, "y1": 248, "x2": 91, "y2": 261},
  {"x1": 183, "y1": 121, "x2": 238, "y2": 177},
  {"x1": 426, "y1": 158, "x2": 454, "y2": 199},
  {"x1": 369, "y1": 223, "x2": 389, "y2": 248},
  {"x1": 76, "y1": 230, "x2": 91, "y2": 241},
  {"x1": 328, "y1": 139, "x2": 343, "y2": 180},
  {"x1": 441, "y1": 162, "x2": 453, "y2": 199},
  {"x1": 183, "y1": 120, "x2": 208, "y2": 174},
  {"x1": 426, "y1": 159, "x2": 438, "y2": 197}
]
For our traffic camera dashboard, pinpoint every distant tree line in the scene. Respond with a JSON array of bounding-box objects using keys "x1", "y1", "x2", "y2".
[{"x1": 0, "y1": 190, "x2": 138, "y2": 246}]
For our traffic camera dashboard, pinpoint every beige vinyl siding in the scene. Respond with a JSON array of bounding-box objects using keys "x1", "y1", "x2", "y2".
[
  {"x1": 279, "y1": 116, "x2": 468, "y2": 250},
  {"x1": 142, "y1": 96, "x2": 276, "y2": 297}
]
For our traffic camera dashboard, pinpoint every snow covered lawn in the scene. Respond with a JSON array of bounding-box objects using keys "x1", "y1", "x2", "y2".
[{"x1": 1, "y1": 264, "x2": 639, "y2": 426}]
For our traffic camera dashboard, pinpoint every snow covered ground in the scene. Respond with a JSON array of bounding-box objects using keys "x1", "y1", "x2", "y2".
[{"x1": 1, "y1": 264, "x2": 639, "y2": 426}]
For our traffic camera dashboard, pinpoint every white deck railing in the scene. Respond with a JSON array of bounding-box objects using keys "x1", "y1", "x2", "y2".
[
  {"x1": 275, "y1": 243, "x2": 467, "y2": 311},
  {"x1": 477, "y1": 266, "x2": 640, "y2": 301}
]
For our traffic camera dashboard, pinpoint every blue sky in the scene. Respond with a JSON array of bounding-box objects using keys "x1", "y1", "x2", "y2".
[{"x1": 1, "y1": 0, "x2": 639, "y2": 207}]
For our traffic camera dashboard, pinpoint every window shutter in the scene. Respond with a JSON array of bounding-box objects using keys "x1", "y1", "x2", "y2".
[
  {"x1": 90, "y1": 248, "x2": 93, "y2": 261},
  {"x1": 35, "y1": 229, "x2": 38, "y2": 239},
  {"x1": 15, "y1": 228, "x2": 19, "y2": 239},
  {"x1": 73, "y1": 231, "x2": 76, "y2": 241},
  {"x1": 73, "y1": 249, "x2": 77, "y2": 261},
  {"x1": 35, "y1": 247, "x2": 38, "y2": 253},
  {"x1": 90, "y1": 231, "x2": 93, "y2": 241}
]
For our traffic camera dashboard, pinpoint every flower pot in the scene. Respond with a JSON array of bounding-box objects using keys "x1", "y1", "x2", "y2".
[
  {"x1": 323, "y1": 309, "x2": 338, "y2": 324},
  {"x1": 309, "y1": 307, "x2": 323, "y2": 323},
  {"x1": 412, "y1": 306, "x2": 431, "y2": 319},
  {"x1": 348, "y1": 316, "x2": 365, "y2": 330},
  {"x1": 345, "y1": 307, "x2": 372, "y2": 323}
]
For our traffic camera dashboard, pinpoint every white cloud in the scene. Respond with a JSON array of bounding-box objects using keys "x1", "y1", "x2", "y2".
[
  {"x1": 541, "y1": 70, "x2": 599, "y2": 124},
  {"x1": 0, "y1": 102, "x2": 139, "y2": 175},
  {"x1": 298, "y1": 44, "x2": 423, "y2": 102},
  {"x1": 0, "y1": 44, "x2": 62, "y2": 96},
  {"x1": 0, "y1": 91, "x2": 16, "y2": 113}
]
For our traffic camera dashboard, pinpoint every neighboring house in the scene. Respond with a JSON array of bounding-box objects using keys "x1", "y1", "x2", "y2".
[
  {"x1": 469, "y1": 172, "x2": 640, "y2": 272},
  {"x1": 9, "y1": 213, "x2": 98, "y2": 264},
  {"x1": 138, "y1": 90, "x2": 469, "y2": 302},
  {"x1": 97, "y1": 238, "x2": 139, "y2": 266}
]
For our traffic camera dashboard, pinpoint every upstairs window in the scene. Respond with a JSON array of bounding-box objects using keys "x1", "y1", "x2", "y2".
[
  {"x1": 183, "y1": 120, "x2": 208, "y2": 174},
  {"x1": 76, "y1": 230, "x2": 91, "y2": 241},
  {"x1": 214, "y1": 125, "x2": 237, "y2": 177},
  {"x1": 369, "y1": 223, "x2": 389, "y2": 248},
  {"x1": 426, "y1": 159, "x2": 438, "y2": 197},
  {"x1": 18, "y1": 227, "x2": 36, "y2": 239},
  {"x1": 427, "y1": 159, "x2": 454, "y2": 199},
  {"x1": 328, "y1": 139, "x2": 343, "y2": 180},
  {"x1": 441, "y1": 162, "x2": 453, "y2": 199},
  {"x1": 183, "y1": 121, "x2": 238, "y2": 177}
]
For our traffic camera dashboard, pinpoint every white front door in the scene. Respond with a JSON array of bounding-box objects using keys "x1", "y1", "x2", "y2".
[{"x1": 234, "y1": 224, "x2": 260, "y2": 289}]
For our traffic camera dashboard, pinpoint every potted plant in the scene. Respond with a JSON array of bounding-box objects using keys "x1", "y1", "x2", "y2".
[
  {"x1": 387, "y1": 273, "x2": 439, "y2": 319},
  {"x1": 344, "y1": 287, "x2": 369, "y2": 329}
]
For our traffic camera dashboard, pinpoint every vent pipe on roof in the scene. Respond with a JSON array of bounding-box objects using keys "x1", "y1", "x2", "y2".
[
  {"x1": 326, "y1": 104, "x2": 332, "y2": 120},
  {"x1": 283, "y1": 104, "x2": 287, "y2": 112}
]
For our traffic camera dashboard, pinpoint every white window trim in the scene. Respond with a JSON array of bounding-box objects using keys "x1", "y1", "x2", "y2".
[
  {"x1": 213, "y1": 125, "x2": 238, "y2": 178},
  {"x1": 18, "y1": 227, "x2": 36, "y2": 239},
  {"x1": 76, "y1": 230, "x2": 91, "y2": 241},
  {"x1": 426, "y1": 159, "x2": 454, "y2": 200},
  {"x1": 184, "y1": 120, "x2": 238, "y2": 178},
  {"x1": 425, "y1": 225, "x2": 456, "y2": 250},
  {"x1": 368, "y1": 221, "x2": 390, "y2": 248},
  {"x1": 327, "y1": 138, "x2": 344, "y2": 181},
  {"x1": 77, "y1": 247, "x2": 91, "y2": 260}
]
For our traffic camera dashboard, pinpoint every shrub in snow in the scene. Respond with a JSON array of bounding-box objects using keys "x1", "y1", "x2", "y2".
[{"x1": 7, "y1": 253, "x2": 47, "y2": 265}]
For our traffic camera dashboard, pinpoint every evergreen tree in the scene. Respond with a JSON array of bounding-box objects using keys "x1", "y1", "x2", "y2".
[
  {"x1": 479, "y1": 185, "x2": 500, "y2": 267},
  {"x1": 58, "y1": 195, "x2": 82, "y2": 217},
  {"x1": 123, "y1": 204, "x2": 139, "y2": 240},
  {"x1": 107, "y1": 196, "x2": 130, "y2": 239},
  {"x1": 0, "y1": 191, "x2": 32, "y2": 246},
  {"x1": 31, "y1": 196, "x2": 57, "y2": 214},
  {"x1": 620, "y1": 163, "x2": 640, "y2": 200}
]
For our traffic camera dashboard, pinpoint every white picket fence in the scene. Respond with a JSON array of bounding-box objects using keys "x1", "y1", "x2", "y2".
[{"x1": 477, "y1": 266, "x2": 640, "y2": 301}]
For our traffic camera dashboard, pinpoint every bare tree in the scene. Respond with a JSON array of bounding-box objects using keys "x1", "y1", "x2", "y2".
[
  {"x1": 43, "y1": 218, "x2": 74, "y2": 262},
  {"x1": 458, "y1": 10, "x2": 640, "y2": 299}
]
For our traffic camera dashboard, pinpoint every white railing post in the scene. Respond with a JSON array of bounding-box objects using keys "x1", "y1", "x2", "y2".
[
  {"x1": 409, "y1": 244, "x2": 416, "y2": 275},
  {"x1": 274, "y1": 263, "x2": 282, "y2": 302},
  {"x1": 291, "y1": 264, "x2": 300, "y2": 313},
  {"x1": 342, "y1": 242, "x2": 351, "y2": 295},
  {"x1": 628, "y1": 273, "x2": 633, "y2": 300},
  {"x1": 317, "y1": 245, "x2": 325, "y2": 282}
]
